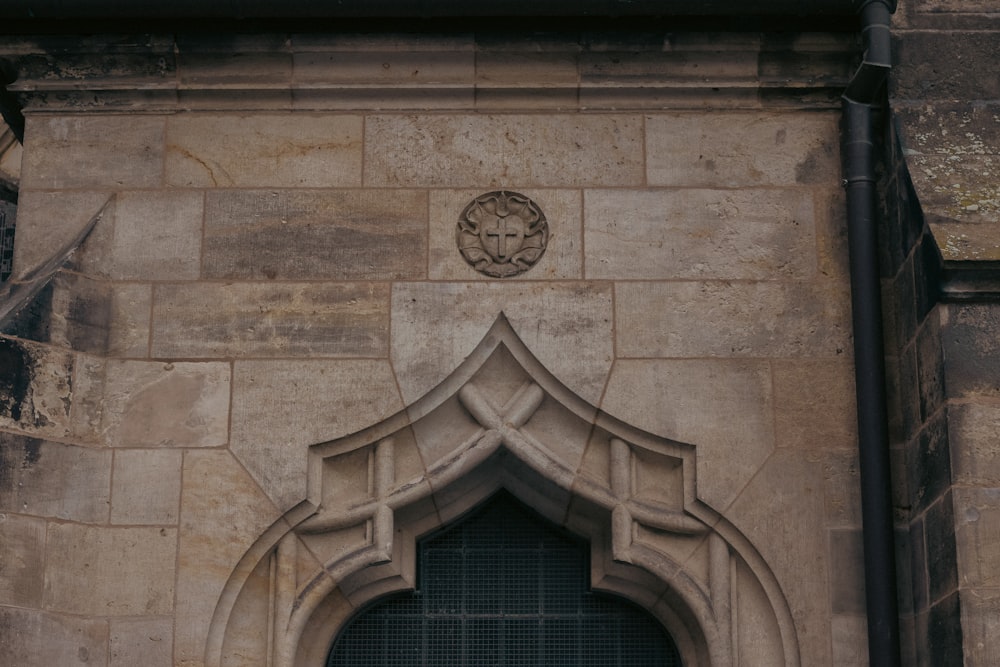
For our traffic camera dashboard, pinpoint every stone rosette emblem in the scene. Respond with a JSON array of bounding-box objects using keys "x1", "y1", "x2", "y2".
[{"x1": 457, "y1": 191, "x2": 548, "y2": 278}]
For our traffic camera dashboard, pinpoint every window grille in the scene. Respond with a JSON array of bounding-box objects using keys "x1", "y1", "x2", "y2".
[
  {"x1": 327, "y1": 492, "x2": 682, "y2": 666},
  {"x1": 0, "y1": 201, "x2": 14, "y2": 282}
]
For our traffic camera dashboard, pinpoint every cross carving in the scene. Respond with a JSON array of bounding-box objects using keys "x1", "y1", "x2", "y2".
[{"x1": 484, "y1": 216, "x2": 520, "y2": 260}]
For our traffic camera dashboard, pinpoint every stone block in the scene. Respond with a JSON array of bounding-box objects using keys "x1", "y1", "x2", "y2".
[
  {"x1": 726, "y1": 449, "x2": 832, "y2": 666},
  {"x1": 203, "y1": 190, "x2": 427, "y2": 281},
  {"x1": 108, "y1": 283, "x2": 153, "y2": 358},
  {"x1": 390, "y1": 282, "x2": 613, "y2": 405},
  {"x1": 110, "y1": 617, "x2": 173, "y2": 667},
  {"x1": 821, "y1": 449, "x2": 863, "y2": 527},
  {"x1": 429, "y1": 189, "x2": 581, "y2": 280},
  {"x1": 925, "y1": 490, "x2": 959, "y2": 603},
  {"x1": 645, "y1": 112, "x2": 839, "y2": 187},
  {"x1": 0, "y1": 607, "x2": 108, "y2": 666},
  {"x1": 583, "y1": 189, "x2": 816, "y2": 280},
  {"x1": 179, "y1": 51, "x2": 292, "y2": 85},
  {"x1": 364, "y1": 115, "x2": 643, "y2": 188},
  {"x1": 475, "y1": 51, "x2": 578, "y2": 92},
  {"x1": 151, "y1": 282, "x2": 389, "y2": 358},
  {"x1": 291, "y1": 32, "x2": 475, "y2": 52},
  {"x1": 615, "y1": 281, "x2": 851, "y2": 358},
  {"x1": 69, "y1": 353, "x2": 107, "y2": 444},
  {"x1": 580, "y1": 51, "x2": 757, "y2": 84},
  {"x1": 230, "y1": 359, "x2": 403, "y2": 510},
  {"x1": 949, "y1": 402, "x2": 1000, "y2": 486},
  {"x1": 174, "y1": 450, "x2": 282, "y2": 666},
  {"x1": 111, "y1": 449, "x2": 183, "y2": 525},
  {"x1": 0, "y1": 337, "x2": 78, "y2": 438},
  {"x1": 893, "y1": 31, "x2": 1000, "y2": 100},
  {"x1": 954, "y1": 487, "x2": 1000, "y2": 589},
  {"x1": 294, "y1": 51, "x2": 473, "y2": 84},
  {"x1": 165, "y1": 114, "x2": 363, "y2": 188},
  {"x1": 602, "y1": 359, "x2": 774, "y2": 511},
  {"x1": 831, "y1": 615, "x2": 869, "y2": 667},
  {"x1": 20, "y1": 115, "x2": 164, "y2": 189},
  {"x1": 0, "y1": 433, "x2": 111, "y2": 522},
  {"x1": 8, "y1": 190, "x2": 111, "y2": 281},
  {"x1": 48, "y1": 271, "x2": 113, "y2": 356},
  {"x1": 910, "y1": 515, "x2": 930, "y2": 614},
  {"x1": 908, "y1": 410, "x2": 953, "y2": 515},
  {"x1": 773, "y1": 359, "x2": 857, "y2": 449},
  {"x1": 829, "y1": 528, "x2": 866, "y2": 614},
  {"x1": 106, "y1": 190, "x2": 204, "y2": 280},
  {"x1": 927, "y1": 591, "x2": 965, "y2": 667},
  {"x1": 102, "y1": 360, "x2": 231, "y2": 448},
  {"x1": 0, "y1": 513, "x2": 46, "y2": 607},
  {"x1": 942, "y1": 303, "x2": 1000, "y2": 398},
  {"x1": 907, "y1": 153, "x2": 1000, "y2": 225},
  {"x1": 961, "y1": 587, "x2": 1000, "y2": 667},
  {"x1": 43, "y1": 524, "x2": 177, "y2": 616}
]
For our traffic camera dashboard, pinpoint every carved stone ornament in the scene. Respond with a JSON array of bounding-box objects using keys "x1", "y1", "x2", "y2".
[{"x1": 457, "y1": 190, "x2": 548, "y2": 277}]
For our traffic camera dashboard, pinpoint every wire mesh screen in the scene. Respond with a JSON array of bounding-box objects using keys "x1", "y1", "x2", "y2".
[{"x1": 327, "y1": 492, "x2": 682, "y2": 666}]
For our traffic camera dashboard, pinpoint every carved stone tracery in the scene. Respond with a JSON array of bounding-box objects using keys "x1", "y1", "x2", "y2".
[{"x1": 208, "y1": 315, "x2": 800, "y2": 667}]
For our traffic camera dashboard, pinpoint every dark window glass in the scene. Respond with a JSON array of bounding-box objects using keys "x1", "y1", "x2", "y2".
[{"x1": 328, "y1": 492, "x2": 682, "y2": 667}]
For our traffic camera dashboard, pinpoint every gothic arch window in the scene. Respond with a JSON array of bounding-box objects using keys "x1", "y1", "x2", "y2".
[{"x1": 326, "y1": 492, "x2": 682, "y2": 667}]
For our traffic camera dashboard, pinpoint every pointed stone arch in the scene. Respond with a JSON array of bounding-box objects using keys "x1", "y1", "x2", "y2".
[{"x1": 207, "y1": 315, "x2": 800, "y2": 667}]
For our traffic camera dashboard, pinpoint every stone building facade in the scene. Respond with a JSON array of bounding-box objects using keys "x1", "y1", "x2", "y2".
[{"x1": 0, "y1": 1, "x2": 997, "y2": 666}]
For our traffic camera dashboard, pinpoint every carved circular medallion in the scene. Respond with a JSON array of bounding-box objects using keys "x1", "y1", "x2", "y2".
[{"x1": 456, "y1": 191, "x2": 548, "y2": 278}]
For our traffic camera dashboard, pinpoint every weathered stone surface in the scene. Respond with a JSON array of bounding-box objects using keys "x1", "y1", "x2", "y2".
[
  {"x1": 364, "y1": 115, "x2": 643, "y2": 187},
  {"x1": 295, "y1": 50, "x2": 473, "y2": 85},
  {"x1": 203, "y1": 190, "x2": 427, "y2": 280},
  {"x1": 110, "y1": 617, "x2": 173, "y2": 667},
  {"x1": 230, "y1": 359, "x2": 403, "y2": 510},
  {"x1": 165, "y1": 115, "x2": 362, "y2": 188},
  {"x1": 391, "y1": 282, "x2": 613, "y2": 404},
  {"x1": 179, "y1": 51, "x2": 292, "y2": 86},
  {"x1": 601, "y1": 359, "x2": 774, "y2": 511},
  {"x1": 954, "y1": 487, "x2": 1000, "y2": 589},
  {"x1": 961, "y1": 587, "x2": 1000, "y2": 667},
  {"x1": 430, "y1": 189, "x2": 580, "y2": 280},
  {"x1": 108, "y1": 284, "x2": 153, "y2": 358},
  {"x1": 773, "y1": 359, "x2": 857, "y2": 449},
  {"x1": 175, "y1": 450, "x2": 282, "y2": 667},
  {"x1": 102, "y1": 360, "x2": 231, "y2": 448},
  {"x1": 831, "y1": 615, "x2": 869, "y2": 667},
  {"x1": 584, "y1": 189, "x2": 816, "y2": 280},
  {"x1": 829, "y1": 528, "x2": 866, "y2": 614},
  {"x1": 0, "y1": 513, "x2": 46, "y2": 607},
  {"x1": 893, "y1": 31, "x2": 1000, "y2": 100},
  {"x1": 926, "y1": 490, "x2": 959, "y2": 603},
  {"x1": 908, "y1": 410, "x2": 952, "y2": 515},
  {"x1": 43, "y1": 524, "x2": 177, "y2": 615},
  {"x1": 106, "y1": 190, "x2": 204, "y2": 280},
  {"x1": 726, "y1": 450, "x2": 832, "y2": 666},
  {"x1": 0, "y1": 433, "x2": 111, "y2": 522},
  {"x1": 942, "y1": 303, "x2": 1000, "y2": 398},
  {"x1": 68, "y1": 353, "x2": 107, "y2": 444},
  {"x1": 111, "y1": 449, "x2": 183, "y2": 524},
  {"x1": 0, "y1": 607, "x2": 108, "y2": 666},
  {"x1": 821, "y1": 449, "x2": 863, "y2": 527},
  {"x1": 8, "y1": 190, "x2": 111, "y2": 280},
  {"x1": 949, "y1": 402, "x2": 1000, "y2": 486},
  {"x1": 616, "y1": 281, "x2": 851, "y2": 358},
  {"x1": 151, "y1": 282, "x2": 389, "y2": 358},
  {"x1": 20, "y1": 115, "x2": 164, "y2": 189},
  {"x1": 645, "y1": 112, "x2": 839, "y2": 187}
]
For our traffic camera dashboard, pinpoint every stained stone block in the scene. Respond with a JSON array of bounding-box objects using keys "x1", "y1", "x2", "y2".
[
  {"x1": 961, "y1": 587, "x2": 1000, "y2": 667},
  {"x1": 926, "y1": 491, "x2": 959, "y2": 602},
  {"x1": 645, "y1": 112, "x2": 839, "y2": 187},
  {"x1": 616, "y1": 281, "x2": 851, "y2": 358},
  {"x1": 108, "y1": 283, "x2": 153, "y2": 358},
  {"x1": 203, "y1": 190, "x2": 427, "y2": 281},
  {"x1": 20, "y1": 115, "x2": 164, "y2": 189},
  {"x1": 230, "y1": 359, "x2": 403, "y2": 510},
  {"x1": 829, "y1": 529, "x2": 866, "y2": 614},
  {"x1": 831, "y1": 615, "x2": 869, "y2": 667},
  {"x1": 43, "y1": 524, "x2": 177, "y2": 616},
  {"x1": 429, "y1": 189, "x2": 581, "y2": 280},
  {"x1": 0, "y1": 513, "x2": 46, "y2": 607},
  {"x1": 165, "y1": 114, "x2": 363, "y2": 188},
  {"x1": 179, "y1": 52, "x2": 292, "y2": 86},
  {"x1": 773, "y1": 359, "x2": 857, "y2": 449},
  {"x1": 390, "y1": 282, "x2": 613, "y2": 405},
  {"x1": 151, "y1": 282, "x2": 389, "y2": 358},
  {"x1": 68, "y1": 353, "x2": 107, "y2": 444},
  {"x1": 111, "y1": 449, "x2": 183, "y2": 524},
  {"x1": 110, "y1": 617, "x2": 173, "y2": 667},
  {"x1": 822, "y1": 449, "x2": 863, "y2": 527},
  {"x1": 601, "y1": 359, "x2": 774, "y2": 511},
  {"x1": 174, "y1": 450, "x2": 282, "y2": 667},
  {"x1": 364, "y1": 115, "x2": 643, "y2": 188},
  {"x1": 583, "y1": 189, "x2": 816, "y2": 280},
  {"x1": 107, "y1": 190, "x2": 204, "y2": 280},
  {"x1": 942, "y1": 303, "x2": 1000, "y2": 399},
  {"x1": 0, "y1": 607, "x2": 108, "y2": 666},
  {"x1": 954, "y1": 487, "x2": 1000, "y2": 589},
  {"x1": 0, "y1": 433, "x2": 111, "y2": 523},
  {"x1": 102, "y1": 360, "x2": 231, "y2": 448},
  {"x1": 294, "y1": 50, "x2": 473, "y2": 84},
  {"x1": 8, "y1": 190, "x2": 111, "y2": 281}
]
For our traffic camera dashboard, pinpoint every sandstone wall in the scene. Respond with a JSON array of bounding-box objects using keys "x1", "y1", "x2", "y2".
[{"x1": 0, "y1": 30, "x2": 864, "y2": 666}]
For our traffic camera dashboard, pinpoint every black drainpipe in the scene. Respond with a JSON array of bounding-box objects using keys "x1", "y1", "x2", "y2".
[{"x1": 842, "y1": 1, "x2": 901, "y2": 666}]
